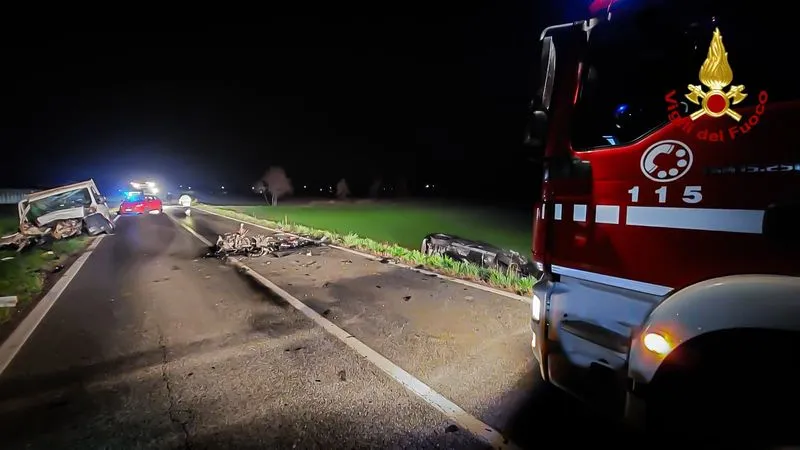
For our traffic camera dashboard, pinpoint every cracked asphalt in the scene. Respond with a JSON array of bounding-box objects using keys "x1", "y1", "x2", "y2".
[{"x1": 0, "y1": 208, "x2": 630, "y2": 449}]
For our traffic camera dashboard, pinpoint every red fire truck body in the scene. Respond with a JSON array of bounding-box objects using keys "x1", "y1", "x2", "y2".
[{"x1": 528, "y1": 0, "x2": 800, "y2": 434}]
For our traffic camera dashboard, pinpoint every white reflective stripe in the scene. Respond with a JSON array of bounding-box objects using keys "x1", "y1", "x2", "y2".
[
  {"x1": 551, "y1": 265, "x2": 672, "y2": 296},
  {"x1": 573, "y1": 204, "x2": 587, "y2": 222},
  {"x1": 595, "y1": 205, "x2": 620, "y2": 224},
  {"x1": 626, "y1": 206, "x2": 764, "y2": 234},
  {"x1": 554, "y1": 204, "x2": 562, "y2": 220}
]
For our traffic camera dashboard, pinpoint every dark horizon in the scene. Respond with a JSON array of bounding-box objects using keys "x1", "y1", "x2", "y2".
[{"x1": 0, "y1": 3, "x2": 590, "y2": 204}]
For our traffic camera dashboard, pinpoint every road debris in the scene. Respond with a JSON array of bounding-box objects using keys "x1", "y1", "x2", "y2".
[
  {"x1": 0, "y1": 296, "x2": 18, "y2": 308},
  {"x1": 214, "y1": 223, "x2": 319, "y2": 258},
  {"x1": 1, "y1": 256, "x2": 14, "y2": 261}
]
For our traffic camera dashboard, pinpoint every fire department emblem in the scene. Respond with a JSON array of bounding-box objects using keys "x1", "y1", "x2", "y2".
[{"x1": 685, "y1": 28, "x2": 747, "y2": 122}]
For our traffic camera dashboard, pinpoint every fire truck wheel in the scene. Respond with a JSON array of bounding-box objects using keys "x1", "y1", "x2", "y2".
[{"x1": 647, "y1": 329, "x2": 800, "y2": 445}]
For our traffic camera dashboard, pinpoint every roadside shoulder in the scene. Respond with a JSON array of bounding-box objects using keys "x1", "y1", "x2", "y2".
[
  {"x1": 195, "y1": 204, "x2": 533, "y2": 303},
  {"x1": 0, "y1": 236, "x2": 102, "y2": 360}
]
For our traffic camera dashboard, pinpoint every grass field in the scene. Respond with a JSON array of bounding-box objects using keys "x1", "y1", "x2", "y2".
[
  {"x1": 201, "y1": 202, "x2": 536, "y2": 295},
  {"x1": 0, "y1": 210, "x2": 91, "y2": 323},
  {"x1": 231, "y1": 203, "x2": 531, "y2": 257},
  {"x1": 0, "y1": 214, "x2": 17, "y2": 236}
]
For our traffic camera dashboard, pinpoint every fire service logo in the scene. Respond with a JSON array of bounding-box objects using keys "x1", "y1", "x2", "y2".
[{"x1": 665, "y1": 27, "x2": 768, "y2": 143}]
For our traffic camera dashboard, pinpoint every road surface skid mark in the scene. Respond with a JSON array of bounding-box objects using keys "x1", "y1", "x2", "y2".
[{"x1": 167, "y1": 215, "x2": 520, "y2": 450}]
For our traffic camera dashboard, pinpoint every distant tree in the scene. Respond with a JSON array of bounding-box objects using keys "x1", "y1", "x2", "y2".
[
  {"x1": 368, "y1": 178, "x2": 382, "y2": 199},
  {"x1": 253, "y1": 180, "x2": 269, "y2": 204},
  {"x1": 336, "y1": 178, "x2": 350, "y2": 199},
  {"x1": 262, "y1": 166, "x2": 293, "y2": 206}
]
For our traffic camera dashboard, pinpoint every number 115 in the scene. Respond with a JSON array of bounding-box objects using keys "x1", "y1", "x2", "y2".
[{"x1": 627, "y1": 186, "x2": 703, "y2": 204}]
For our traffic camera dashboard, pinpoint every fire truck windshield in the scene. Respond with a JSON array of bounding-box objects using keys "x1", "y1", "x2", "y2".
[{"x1": 570, "y1": 3, "x2": 798, "y2": 151}]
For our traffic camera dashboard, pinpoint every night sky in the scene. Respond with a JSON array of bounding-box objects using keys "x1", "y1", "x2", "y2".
[{"x1": 0, "y1": 3, "x2": 586, "y2": 202}]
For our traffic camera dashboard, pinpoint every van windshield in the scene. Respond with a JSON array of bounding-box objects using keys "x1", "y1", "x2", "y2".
[{"x1": 26, "y1": 188, "x2": 92, "y2": 222}]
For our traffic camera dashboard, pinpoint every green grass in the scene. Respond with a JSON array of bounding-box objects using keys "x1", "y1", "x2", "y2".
[
  {"x1": 0, "y1": 216, "x2": 18, "y2": 236},
  {"x1": 230, "y1": 203, "x2": 531, "y2": 257},
  {"x1": 197, "y1": 203, "x2": 536, "y2": 296},
  {"x1": 0, "y1": 235, "x2": 91, "y2": 324}
]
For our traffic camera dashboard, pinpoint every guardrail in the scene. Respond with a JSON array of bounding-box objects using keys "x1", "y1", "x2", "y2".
[{"x1": 0, "y1": 189, "x2": 36, "y2": 205}]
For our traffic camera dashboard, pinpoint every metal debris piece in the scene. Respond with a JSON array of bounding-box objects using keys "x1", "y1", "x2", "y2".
[
  {"x1": 214, "y1": 223, "x2": 319, "y2": 258},
  {"x1": 0, "y1": 296, "x2": 18, "y2": 308},
  {"x1": 420, "y1": 233, "x2": 536, "y2": 277},
  {"x1": 51, "y1": 219, "x2": 82, "y2": 240}
]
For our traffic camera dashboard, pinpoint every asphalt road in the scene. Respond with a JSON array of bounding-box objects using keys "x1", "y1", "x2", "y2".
[{"x1": 0, "y1": 208, "x2": 631, "y2": 449}]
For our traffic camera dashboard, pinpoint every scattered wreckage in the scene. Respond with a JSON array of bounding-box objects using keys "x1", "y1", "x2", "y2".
[
  {"x1": 0, "y1": 180, "x2": 115, "y2": 252},
  {"x1": 214, "y1": 223, "x2": 321, "y2": 258},
  {"x1": 214, "y1": 224, "x2": 534, "y2": 278},
  {"x1": 420, "y1": 233, "x2": 535, "y2": 277}
]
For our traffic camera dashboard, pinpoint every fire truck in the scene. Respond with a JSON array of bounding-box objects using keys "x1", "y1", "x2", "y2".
[{"x1": 526, "y1": 0, "x2": 799, "y2": 441}]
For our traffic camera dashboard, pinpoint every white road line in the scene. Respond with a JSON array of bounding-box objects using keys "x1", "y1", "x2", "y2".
[
  {"x1": 169, "y1": 215, "x2": 213, "y2": 246},
  {"x1": 169, "y1": 214, "x2": 520, "y2": 450},
  {"x1": 192, "y1": 206, "x2": 532, "y2": 304},
  {"x1": 0, "y1": 236, "x2": 105, "y2": 376}
]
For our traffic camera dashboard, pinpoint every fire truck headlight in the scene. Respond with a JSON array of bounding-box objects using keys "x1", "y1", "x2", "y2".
[
  {"x1": 643, "y1": 332, "x2": 673, "y2": 356},
  {"x1": 532, "y1": 294, "x2": 542, "y2": 321}
]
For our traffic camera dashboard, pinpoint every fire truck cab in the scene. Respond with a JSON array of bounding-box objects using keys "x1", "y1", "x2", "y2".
[{"x1": 527, "y1": 0, "x2": 800, "y2": 440}]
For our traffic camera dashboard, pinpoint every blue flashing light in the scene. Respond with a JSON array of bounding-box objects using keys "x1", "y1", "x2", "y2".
[{"x1": 602, "y1": 135, "x2": 618, "y2": 145}]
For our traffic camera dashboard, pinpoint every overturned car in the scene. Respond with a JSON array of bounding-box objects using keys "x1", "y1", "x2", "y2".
[
  {"x1": 0, "y1": 180, "x2": 115, "y2": 251},
  {"x1": 420, "y1": 233, "x2": 535, "y2": 277}
]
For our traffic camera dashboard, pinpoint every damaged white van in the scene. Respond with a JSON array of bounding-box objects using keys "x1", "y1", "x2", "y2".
[{"x1": 11, "y1": 179, "x2": 115, "y2": 247}]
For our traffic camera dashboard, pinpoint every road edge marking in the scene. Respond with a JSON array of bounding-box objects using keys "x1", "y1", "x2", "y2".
[
  {"x1": 167, "y1": 213, "x2": 520, "y2": 450},
  {"x1": 0, "y1": 235, "x2": 105, "y2": 376},
  {"x1": 193, "y1": 206, "x2": 531, "y2": 304}
]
